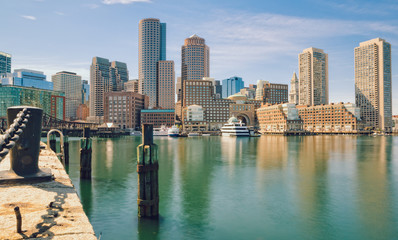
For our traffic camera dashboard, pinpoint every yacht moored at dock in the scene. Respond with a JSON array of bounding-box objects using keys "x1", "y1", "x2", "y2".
[
  {"x1": 221, "y1": 117, "x2": 250, "y2": 137},
  {"x1": 168, "y1": 125, "x2": 180, "y2": 137}
]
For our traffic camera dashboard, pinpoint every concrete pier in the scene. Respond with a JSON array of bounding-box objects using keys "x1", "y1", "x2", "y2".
[{"x1": 0, "y1": 143, "x2": 97, "y2": 239}]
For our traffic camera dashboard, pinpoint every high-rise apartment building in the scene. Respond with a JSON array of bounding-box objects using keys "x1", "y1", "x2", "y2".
[
  {"x1": 255, "y1": 80, "x2": 267, "y2": 101},
  {"x1": 89, "y1": 57, "x2": 129, "y2": 118},
  {"x1": 52, "y1": 71, "x2": 82, "y2": 120},
  {"x1": 138, "y1": 18, "x2": 170, "y2": 108},
  {"x1": 110, "y1": 61, "x2": 129, "y2": 91},
  {"x1": 82, "y1": 80, "x2": 89, "y2": 104},
  {"x1": 289, "y1": 72, "x2": 299, "y2": 104},
  {"x1": 260, "y1": 82, "x2": 288, "y2": 105},
  {"x1": 0, "y1": 51, "x2": 11, "y2": 76},
  {"x1": 222, "y1": 76, "x2": 244, "y2": 98},
  {"x1": 157, "y1": 60, "x2": 175, "y2": 109},
  {"x1": 355, "y1": 38, "x2": 392, "y2": 132},
  {"x1": 298, "y1": 47, "x2": 328, "y2": 106},
  {"x1": 90, "y1": 57, "x2": 111, "y2": 118}
]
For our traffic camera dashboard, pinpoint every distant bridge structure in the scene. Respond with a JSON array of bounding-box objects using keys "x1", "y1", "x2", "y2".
[{"x1": 41, "y1": 113, "x2": 99, "y2": 131}]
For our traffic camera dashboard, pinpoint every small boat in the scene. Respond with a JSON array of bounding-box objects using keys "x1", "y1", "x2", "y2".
[
  {"x1": 153, "y1": 126, "x2": 168, "y2": 136},
  {"x1": 202, "y1": 133, "x2": 211, "y2": 136},
  {"x1": 221, "y1": 117, "x2": 250, "y2": 137},
  {"x1": 168, "y1": 125, "x2": 180, "y2": 137},
  {"x1": 130, "y1": 130, "x2": 142, "y2": 136},
  {"x1": 188, "y1": 132, "x2": 200, "y2": 137}
]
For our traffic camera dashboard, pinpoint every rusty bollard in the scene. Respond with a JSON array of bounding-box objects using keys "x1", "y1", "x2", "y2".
[
  {"x1": 80, "y1": 128, "x2": 92, "y2": 179},
  {"x1": 137, "y1": 124, "x2": 159, "y2": 218},
  {"x1": 14, "y1": 206, "x2": 22, "y2": 233},
  {"x1": 0, "y1": 106, "x2": 52, "y2": 183}
]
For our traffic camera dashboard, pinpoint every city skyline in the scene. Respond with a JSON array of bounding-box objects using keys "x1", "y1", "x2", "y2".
[{"x1": 1, "y1": 0, "x2": 398, "y2": 112}]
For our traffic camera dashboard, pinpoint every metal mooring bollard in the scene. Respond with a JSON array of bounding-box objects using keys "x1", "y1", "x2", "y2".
[
  {"x1": 137, "y1": 124, "x2": 159, "y2": 218},
  {"x1": 80, "y1": 128, "x2": 92, "y2": 179},
  {"x1": 0, "y1": 106, "x2": 52, "y2": 184}
]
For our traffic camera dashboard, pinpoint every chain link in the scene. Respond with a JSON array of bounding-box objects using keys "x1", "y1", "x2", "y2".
[{"x1": 0, "y1": 108, "x2": 30, "y2": 161}]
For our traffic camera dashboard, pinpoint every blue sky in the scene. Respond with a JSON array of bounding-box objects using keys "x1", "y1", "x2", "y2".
[{"x1": 1, "y1": 0, "x2": 398, "y2": 113}]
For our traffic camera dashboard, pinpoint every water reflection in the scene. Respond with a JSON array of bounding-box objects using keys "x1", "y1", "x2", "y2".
[{"x1": 80, "y1": 179, "x2": 93, "y2": 217}]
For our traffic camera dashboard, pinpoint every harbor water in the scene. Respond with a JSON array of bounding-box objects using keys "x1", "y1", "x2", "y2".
[{"x1": 63, "y1": 135, "x2": 398, "y2": 239}]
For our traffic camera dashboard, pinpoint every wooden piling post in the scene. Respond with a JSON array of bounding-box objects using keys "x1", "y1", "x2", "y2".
[
  {"x1": 63, "y1": 129, "x2": 69, "y2": 165},
  {"x1": 49, "y1": 133, "x2": 57, "y2": 152},
  {"x1": 137, "y1": 124, "x2": 159, "y2": 218},
  {"x1": 14, "y1": 206, "x2": 22, "y2": 233},
  {"x1": 80, "y1": 128, "x2": 92, "y2": 179}
]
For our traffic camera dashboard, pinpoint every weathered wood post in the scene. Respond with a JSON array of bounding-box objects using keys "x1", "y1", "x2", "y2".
[
  {"x1": 14, "y1": 206, "x2": 22, "y2": 233},
  {"x1": 137, "y1": 124, "x2": 159, "y2": 218},
  {"x1": 49, "y1": 133, "x2": 57, "y2": 152},
  {"x1": 80, "y1": 128, "x2": 92, "y2": 179},
  {"x1": 62, "y1": 129, "x2": 69, "y2": 165}
]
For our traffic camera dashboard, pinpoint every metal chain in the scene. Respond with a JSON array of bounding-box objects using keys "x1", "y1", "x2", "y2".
[{"x1": 0, "y1": 108, "x2": 30, "y2": 161}]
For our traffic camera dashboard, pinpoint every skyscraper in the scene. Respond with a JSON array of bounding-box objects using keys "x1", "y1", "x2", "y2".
[
  {"x1": 89, "y1": 57, "x2": 111, "y2": 118},
  {"x1": 222, "y1": 76, "x2": 244, "y2": 98},
  {"x1": 355, "y1": 38, "x2": 392, "y2": 132},
  {"x1": 0, "y1": 51, "x2": 11, "y2": 76},
  {"x1": 157, "y1": 60, "x2": 175, "y2": 109},
  {"x1": 289, "y1": 72, "x2": 299, "y2": 104},
  {"x1": 52, "y1": 71, "x2": 82, "y2": 120},
  {"x1": 89, "y1": 57, "x2": 129, "y2": 118},
  {"x1": 181, "y1": 35, "x2": 209, "y2": 81},
  {"x1": 110, "y1": 61, "x2": 129, "y2": 91},
  {"x1": 138, "y1": 18, "x2": 168, "y2": 108},
  {"x1": 298, "y1": 47, "x2": 328, "y2": 106}
]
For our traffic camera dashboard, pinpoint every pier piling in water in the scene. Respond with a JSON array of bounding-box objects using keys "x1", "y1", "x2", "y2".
[
  {"x1": 80, "y1": 128, "x2": 92, "y2": 179},
  {"x1": 137, "y1": 124, "x2": 159, "y2": 218},
  {"x1": 63, "y1": 129, "x2": 69, "y2": 165}
]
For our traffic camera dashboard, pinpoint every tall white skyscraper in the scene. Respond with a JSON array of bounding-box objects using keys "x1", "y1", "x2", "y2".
[
  {"x1": 355, "y1": 38, "x2": 392, "y2": 132},
  {"x1": 298, "y1": 47, "x2": 328, "y2": 106},
  {"x1": 139, "y1": 18, "x2": 174, "y2": 109}
]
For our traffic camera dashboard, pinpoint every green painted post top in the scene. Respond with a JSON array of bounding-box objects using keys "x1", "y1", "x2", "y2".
[{"x1": 142, "y1": 124, "x2": 153, "y2": 145}]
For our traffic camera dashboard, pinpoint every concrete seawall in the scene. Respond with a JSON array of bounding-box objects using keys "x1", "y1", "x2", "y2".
[{"x1": 0, "y1": 143, "x2": 97, "y2": 240}]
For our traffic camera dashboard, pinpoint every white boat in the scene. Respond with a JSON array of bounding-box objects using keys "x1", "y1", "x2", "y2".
[
  {"x1": 130, "y1": 130, "x2": 142, "y2": 136},
  {"x1": 188, "y1": 132, "x2": 200, "y2": 137},
  {"x1": 153, "y1": 126, "x2": 168, "y2": 136},
  {"x1": 221, "y1": 117, "x2": 250, "y2": 137},
  {"x1": 168, "y1": 125, "x2": 179, "y2": 137},
  {"x1": 202, "y1": 133, "x2": 211, "y2": 136}
]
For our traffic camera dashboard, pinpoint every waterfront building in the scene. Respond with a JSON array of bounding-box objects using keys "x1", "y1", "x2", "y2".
[
  {"x1": 393, "y1": 115, "x2": 398, "y2": 133},
  {"x1": 257, "y1": 82, "x2": 288, "y2": 105},
  {"x1": 182, "y1": 105, "x2": 206, "y2": 132},
  {"x1": 124, "y1": 79, "x2": 139, "y2": 93},
  {"x1": 139, "y1": 18, "x2": 172, "y2": 108},
  {"x1": 0, "y1": 85, "x2": 65, "y2": 119},
  {"x1": 104, "y1": 91, "x2": 148, "y2": 130},
  {"x1": 298, "y1": 47, "x2": 328, "y2": 106},
  {"x1": 82, "y1": 80, "x2": 90, "y2": 104},
  {"x1": 289, "y1": 72, "x2": 299, "y2": 104},
  {"x1": 157, "y1": 60, "x2": 175, "y2": 109},
  {"x1": 355, "y1": 38, "x2": 392, "y2": 132},
  {"x1": 2, "y1": 69, "x2": 53, "y2": 90},
  {"x1": 257, "y1": 103, "x2": 303, "y2": 133},
  {"x1": 296, "y1": 102, "x2": 362, "y2": 132},
  {"x1": 110, "y1": 61, "x2": 129, "y2": 91},
  {"x1": 76, "y1": 103, "x2": 89, "y2": 120},
  {"x1": 140, "y1": 109, "x2": 175, "y2": 128},
  {"x1": 52, "y1": 71, "x2": 82, "y2": 120},
  {"x1": 0, "y1": 51, "x2": 11, "y2": 76},
  {"x1": 183, "y1": 79, "x2": 233, "y2": 130},
  {"x1": 222, "y1": 76, "x2": 244, "y2": 98}
]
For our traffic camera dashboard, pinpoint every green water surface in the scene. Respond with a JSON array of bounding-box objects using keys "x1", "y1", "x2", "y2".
[{"x1": 64, "y1": 135, "x2": 398, "y2": 240}]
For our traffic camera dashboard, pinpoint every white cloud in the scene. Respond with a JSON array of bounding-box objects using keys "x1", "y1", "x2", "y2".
[
  {"x1": 102, "y1": 0, "x2": 151, "y2": 5},
  {"x1": 21, "y1": 15, "x2": 37, "y2": 21}
]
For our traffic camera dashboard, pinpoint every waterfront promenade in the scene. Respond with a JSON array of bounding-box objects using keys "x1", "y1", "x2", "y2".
[{"x1": 0, "y1": 143, "x2": 96, "y2": 239}]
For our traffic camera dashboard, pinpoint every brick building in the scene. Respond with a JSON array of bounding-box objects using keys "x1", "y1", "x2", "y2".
[{"x1": 140, "y1": 109, "x2": 175, "y2": 128}]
